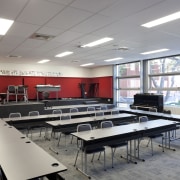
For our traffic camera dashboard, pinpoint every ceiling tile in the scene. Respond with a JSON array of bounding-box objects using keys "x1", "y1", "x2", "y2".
[
  {"x1": 17, "y1": 0, "x2": 65, "y2": 25},
  {"x1": 70, "y1": 0, "x2": 117, "y2": 13},
  {"x1": 46, "y1": 6, "x2": 92, "y2": 30}
]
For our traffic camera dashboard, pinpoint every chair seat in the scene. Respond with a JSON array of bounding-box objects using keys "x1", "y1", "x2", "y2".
[
  {"x1": 85, "y1": 147, "x2": 105, "y2": 154},
  {"x1": 149, "y1": 133, "x2": 163, "y2": 139},
  {"x1": 109, "y1": 142, "x2": 128, "y2": 148}
]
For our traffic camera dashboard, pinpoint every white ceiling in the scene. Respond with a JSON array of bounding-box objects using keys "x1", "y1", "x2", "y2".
[{"x1": 1, "y1": 0, "x2": 180, "y2": 68}]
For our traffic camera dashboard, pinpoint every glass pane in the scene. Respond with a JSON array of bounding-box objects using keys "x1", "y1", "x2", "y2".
[
  {"x1": 149, "y1": 56, "x2": 180, "y2": 74},
  {"x1": 118, "y1": 90, "x2": 140, "y2": 104},
  {"x1": 149, "y1": 90, "x2": 180, "y2": 106},
  {"x1": 118, "y1": 62, "x2": 140, "y2": 76},
  {"x1": 150, "y1": 75, "x2": 180, "y2": 88},
  {"x1": 119, "y1": 78, "x2": 140, "y2": 88}
]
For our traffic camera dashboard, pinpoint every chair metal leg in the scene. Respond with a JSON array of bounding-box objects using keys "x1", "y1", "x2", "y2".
[
  {"x1": 146, "y1": 138, "x2": 151, "y2": 147},
  {"x1": 74, "y1": 149, "x2": 80, "y2": 166},
  {"x1": 97, "y1": 152, "x2": 101, "y2": 160},
  {"x1": 111, "y1": 148, "x2": 114, "y2": 168},
  {"x1": 91, "y1": 153, "x2": 95, "y2": 162},
  {"x1": 57, "y1": 133, "x2": 62, "y2": 146},
  {"x1": 150, "y1": 139, "x2": 153, "y2": 156},
  {"x1": 103, "y1": 150, "x2": 106, "y2": 171},
  {"x1": 70, "y1": 135, "x2": 74, "y2": 144}
]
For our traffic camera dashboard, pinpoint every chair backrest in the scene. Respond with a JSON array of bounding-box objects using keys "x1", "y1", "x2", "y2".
[
  {"x1": 28, "y1": 111, "x2": 39, "y2": 116},
  {"x1": 131, "y1": 105, "x2": 137, "y2": 110},
  {"x1": 111, "y1": 109, "x2": 119, "y2": 115},
  {"x1": 52, "y1": 109, "x2": 62, "y2": 114},
  {"x1": 163, "y1": 109, "x2": 171, "y2": 114},
  {"x1": 149, "y1": 107, "x2": 157, "y2": 112},
  {"x1": 77, "y1": 123, "x2": 92, "y2": 132},
  {"x1": 100, "y1": 105, "x2": 107, "y2": 111},
  {"x1": 70, "y1": 108, "x2": 78, "y2": 113},
  {"x1": 8, "y1": 85, "x2": 16, "y2": 93},
  {"x1": 9, "y1": 112, "x2": 21, "y2": 118},
  {"x1": 95, "y1": 111, "x2": 104, "y2": 117},
  {"x1": 87, "y1": 107, "x2": 95, "y2": 112},
  {"x1": 17, "y1": 86, "x2": 25, "y2": 94},
  {"x1": 101, "y1": 121, "x2": 113, "y2": 128},
  {"x1": 60, "y1": 114, "x2": 71, "y2": 120},
  {"x1": 139, "y1": 116, "x2": 148, "y2": 123}
]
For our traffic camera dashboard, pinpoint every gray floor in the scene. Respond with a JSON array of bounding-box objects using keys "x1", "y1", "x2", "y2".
[{"x1": 31, "y1": 129, "x2": 180, "y2": 180}]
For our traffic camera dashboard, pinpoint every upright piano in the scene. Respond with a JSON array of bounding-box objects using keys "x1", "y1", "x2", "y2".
[{"x1": 130, "y1": 93, "x2": 164, "y2": 112}]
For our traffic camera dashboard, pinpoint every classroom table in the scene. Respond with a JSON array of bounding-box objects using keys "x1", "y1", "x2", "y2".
[
  {"x1": 45, "y1": 113, "x2": 137, "y2": 139},
  {"x1": 71, "y1": 119, "x2": 177, "y2": 178},
  {"x1": 0, "y1": 120, "x2": 67, "y2": 180},
  {"x1": 119, "y1": 107, "x2": 180, "y2": 122}
]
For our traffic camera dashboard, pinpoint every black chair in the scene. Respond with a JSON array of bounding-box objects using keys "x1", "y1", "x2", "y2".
[
  {"x1": 101, "y1": 121, "x2": 128, "y2": 168},
  {"x1": 100, "y1": 105, "x2": 107, "y2": 111},
  {"x1": 74, "y1": 123, "x2": 106, "y2": 171},
  {"x1": 52, "y1": 109, "x2": 62, "y2": 115},
  {"x1": 87, "y1": 106, "x2": 95, "y2": 112},
  {"x1": 17, "y1": 85, "x2": 28, "y2": 102},
  {"x1": 28, "y1": 111, "x2": 45, "y2": 138},
  {"x1": 57, "y1": 115, "x2": 72, "y2": 147},
  {"x1": 70, "y1": 108, "x2": 78, "y2": 113},
  {"x1": 7, "y1": 85, "x2": 17, "y2": 102},
  {"x1": 95, "y1": 111, "x2": 104, "y2": 117},
  {"x1": 50, "y1": 109, "x2": 63, "y2": 138},
  {"x1": 9, "y1": 112, "x2": 28, "y2": 136},
  {"x1": 139, "y1": 116, "x2": 164, "y2": 155}
]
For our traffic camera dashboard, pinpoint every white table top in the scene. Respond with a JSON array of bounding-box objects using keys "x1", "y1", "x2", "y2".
[
  {"x1": 72, "y1": 119, "x2": 176, "y2": 142},
  {"x1": 0, "y1": 120, "x2": 67, "y2": 180},
  {"x1": 120, "y1": 107, "x2": 180, "y2": 121},
  {"x1": 2, "y1": 109, "x2": 135, "y2": 123},
  {"x1": 46, "y1": 113, "x2": 136, "y2": 127}
]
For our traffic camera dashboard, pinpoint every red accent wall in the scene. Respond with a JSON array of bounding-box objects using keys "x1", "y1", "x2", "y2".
[
  {"x1": 92, "y1": 76, "x2": 113, "y2": 98},
  {"x1": 24, "y1": 77, "x2": 45, "y2": 100},
  {"x1": 59, "y1": 77, "x2": 83, "y2": 98},
  {"x1": 0, "y1": 76, "x2": 113, "y2": 100}
]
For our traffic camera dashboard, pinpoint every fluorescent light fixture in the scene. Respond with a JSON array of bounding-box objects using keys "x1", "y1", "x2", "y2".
[
  {"x1": 104, "y1": 57, "x2": 123, "y2": 62},
  {"x1": 81, "y1": 37, "x2": 114, "y2": 47},
  {"x1": 0, "y1": 18, "x2": 14, "y2": 35},
  {"x1": 38, "y1": 59, "x2": 50, "y2": 63},
  {"x1": 80, "y1": 63, "x2": 94, "y2": 67},
  {"x1": 140, "y1": 49, "x2": 169, "y2": 55},
  {"x1": 141, "y1": 11, "x2": 180, "y2": 28},
  {"x1": 55, "y1": 51, "x2": 73, "y2": 58}
]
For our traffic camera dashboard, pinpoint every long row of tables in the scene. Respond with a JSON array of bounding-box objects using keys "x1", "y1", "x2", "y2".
[
  {"x1": 71, "y1": 119, "x2": 177, "y2": 177},
  {"x1": 120, "y1": 107, "x2": 180, "y2": 122},
  {"x1": 0, "y1": 120, "x2": 67, "y2": 180},
  {"x1": 1, "y1": 106, "x2": 179, "y2": 179}
]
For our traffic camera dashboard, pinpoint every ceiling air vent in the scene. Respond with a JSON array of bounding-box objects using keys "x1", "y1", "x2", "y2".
[
  {"x1": 30, "y1": 33, "x2": 55, "y2": 41},
  {"x1": 71, "y1": 60, "x2": 80, "y2": 63},
  {"x1": 7, "y1": 55, "x2": 21, "y2": 58}
]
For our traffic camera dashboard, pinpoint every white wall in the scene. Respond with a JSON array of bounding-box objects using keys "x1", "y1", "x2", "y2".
[
  {"x1": 90, "y1": 66, "x2": 113, "y2": 77},
  {"x1": 0, "y1": 63, "x2": 113, "y2": 77}
]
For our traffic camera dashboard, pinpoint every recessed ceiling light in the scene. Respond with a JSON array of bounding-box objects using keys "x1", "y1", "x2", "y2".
[
  {"x1": 140, "y1": 49, "x2": 169, "y2": 55},
  {"x1": 141, "y1": 11, "x2": 180, "y2": 28},
  {"x1": 81, "y1": 37, "x2": 114, "y2": 48},
  {"x1": 104, "y1": 57, "x2": 123, "y2": 62},
  {"x1": 80, "y1": 63, "x2": 94, "y2": 67},
  {"x1": 55, "y1": 51, "x2": 74, "y2": 58},
  {"x1": 38, "y1": 59, "x2": 50, "y2": 63},
  {"x1": 0, "y1": 18, "x2": 14, "y2": 35}
]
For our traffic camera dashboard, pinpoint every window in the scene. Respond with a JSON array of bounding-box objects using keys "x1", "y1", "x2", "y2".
[
  {"x1": 116, "y1": 62, "x2": 140, "y2": 107},
  {"x1": 148, "y1": 56, "x2": 180, "y2": 106}
]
